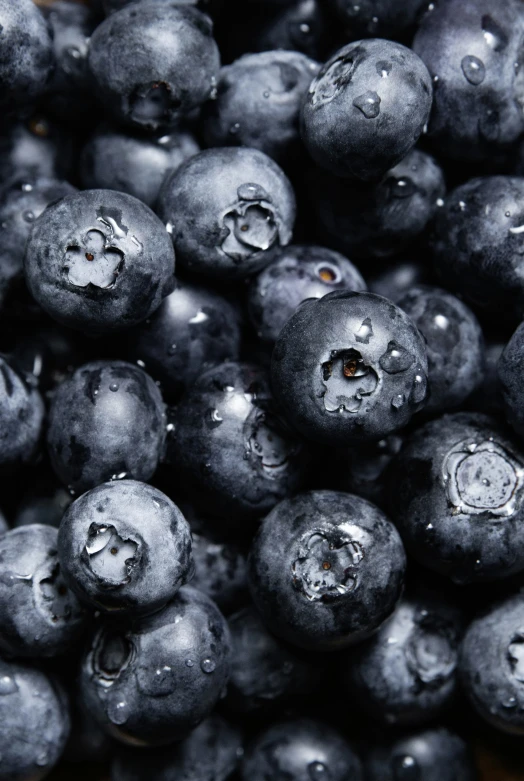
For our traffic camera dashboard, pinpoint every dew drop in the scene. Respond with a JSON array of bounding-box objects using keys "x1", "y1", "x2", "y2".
[
  {"x1": 379, "y1": 341, "x2": 414, "y2": 374},
  {"x1": 23, "y1": 210, "x2": 35, "y2": 223},
  {"x1": 461, "y1": 55, "x2": 485, "y2": 86},
  {"x1": 392, "y1": 754, "x2": 420, "y2": 780},
  {"x1": 229, "y1": 123, "x2": 240, "y2": 135},
  {"x1": 263, "y1": 90, "x2": 270, "y2": 98},
  {"x1": 300, "y1": 22, "x2": 310, "y2": 33},
  {"x1": 35, "y1": 749, "x2": 49, "y2": 767},
  {"x1": 391, "y1": 393, "x2": 406, "y2": 410},
  {"x1": 167, "y1": 343, "x2": 177, "y2": 356},
  {"x1": 109, "y1": 382, "x2": 119, "y2": 392},
  {"x1": 308, "y1": 761, "x2": 330, "y2": 780},
  {"x1": 0, "y1": 675, "x2": 18, "y2": 695},
  {"x1": 502, "y1": 696, "x2": 517, "y2": 709},
  {"x1": 353, "y1": 91, "x2": 381, "y2": 118},
  {"x1": 108, "y1": 699, "x2": 130, "y2": 725},
  {"x1": 185, "y1": 659, "x2": 194, "y2": 668},
  {"x1": 201, "y1": 658, "x2": 216, "y2": 674}
]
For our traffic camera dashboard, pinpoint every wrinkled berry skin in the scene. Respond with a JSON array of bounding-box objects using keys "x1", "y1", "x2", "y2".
[
  {"x1": 271, "y1": 291, "x2": 428, "y2": 445},
  {"x1": 328, "y1": 0, "x2": 427, "y2": 38},
  {"x1": 170, "y1": 362, "x2": 309, "y2": 520},
  {"x1": 80, "y1": 125, "x2": 200, "y2": 208},
  {"x1": 397, "y1": 285, "x2": 485, "y2": 414},
  {"x1": 0, "y1": 177, "x2": 76, "y2": 306},
  {"x1": 0, "y1": 118, "x2": 75, "y2": 183},
  {"x1": 387, "y1": 412, "x2": 524, "y2": 584},
  {"x1": 129, "y1": 280, "x2": 241, "y2": 401},
  {"x1": 47, "y1": 361, "x2": 166, "y2": 495},
  {"x1": 498, "y1": 322, "x2": 524, "y2": 440},
  {"x1": 342, "y1": 593, "x2": 463, "y2": 728},
  {"x1": 58, "y1": 480, "x2": 193, "y2": 616},
  {"x1": 191, "y1": 534, "x2": 248, "y2": 615},
  {"x1": 112, "y1": 715, "x2": 242, "y2": 781},
  {"x1": 157, "y1": 147, "x2": 295, "y2": 280},
  {"x1": 88, "y1": 2, "x2": 220, "y2": 133},
  {"x1": 0, "y1": 658, "x2": 70, "y2": 781},
  {"x1": 308, "y1": 149, "x2": 445, "y2": 259},
  {"x1": 301, "y1": 39, "x2": 432, "y2": 181},
  {"x1": 0, "y1": 0, "x2": 54, "y2": 121},
  {"x1": 0, "y1": 356, "x2": 44, "y2": 471},
  {"x1": 248, "y1": 244, "x2": 366, "y2": 343},
  {"x1": 0, "y1": 524, "x2": 85, "y2": 658},
  {"x1": 241, "y1": 719, "x2": 363, "y2": 781},
  {"x1": 365, "y1": 727, "x2": 478, "y2": 781},
  {"x1": 226, "y1": 606, "x2": 321, "y2": 712},
  {"x1": 80, "y1": 587, "x2": 231, "y2": 746},
  {"x1": 248, "y1": 491, "x2": 406, "y2": 651},
  {"x1": 24, "y1": 189, "x2": 176, "y2": 333},
  {"x1": 413, "y1": 0, "x2": 524, "y2": 161},
  {"x1": 460, "y1": 595, "x2": 524, "y2": 735},
  {"x1": 432, "y1": 177, "x2": 524, "y2": 321},
  {"x1": 203, "y1": 51, "x2": 319, "y2": 163}
]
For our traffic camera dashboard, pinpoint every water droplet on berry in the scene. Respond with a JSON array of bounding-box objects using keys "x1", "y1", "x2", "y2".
[
  {"x1": 353, "y1": 91, "x2": 381, "y2": 118},
  {"x1": 461, "y1": 55, "x2": 486, "y2": 85},
  {"x1": 201, "y1": 658, "x2": 216, "y2": 673}
]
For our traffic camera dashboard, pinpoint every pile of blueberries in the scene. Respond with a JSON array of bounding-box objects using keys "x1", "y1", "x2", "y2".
[{"x1": 7, "y1": 0, "x2": 524, "y2": 778}]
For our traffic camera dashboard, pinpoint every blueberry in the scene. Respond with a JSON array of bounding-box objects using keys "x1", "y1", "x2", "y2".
[
  {"x1": 24, "y1": 189, "x2": 176, "y2": 333},
  {"x1": 271, "y1": 291, "x2": 428, "y2": 444},
  {"x1": 497, "y1": 322, "x2": 524, "y2": 440},
  {"x1": 459, "y1": 594, "x2": 524, "y2": 735},
  {"x1": 80, "y1": 125, "x2": 200, "y2": 209},
  {"x1": 307, "y1": 149, "x2": 445, "y2": 259},
  {"x1": 327, "y1": 0, "x2": 428, "y2": 38},
  {"x1": 365, "y1": 727, "x2": 478, "y2": 781},
  {"x1": 431, "y1": 176, "x2": 524, "y2": 320},
  {"x1": 87, "y1": 2, "x2": 220, "y2": 132},
  {"x1": 0, "y1": 355, "x2": 44, "y2": 471},
  {"x1": 169, "y1": 361, "x2": 309, "y2": 520},
  {"x1": 248, "y1": 490, "x2": 406, "y2": 650},
  {"x1": 0, "y1": 657, "x2": 70, "y2": 780},
  {"x1": 226, "y1": 605, "x2": 322, "y2": 712},
  {"x1": 47, "y1": 360, "x2": 166, "y2": 494},
  {"x1": 112, "y1": 715, "x2": 242, "y2": 781},
  {"x1": 342, "y1": 592, "x2": 463, "y2": 727},
  {"x1": 301, "y1": 39, "x2": 432, "y2": 181},
  {"x1": 240, "y1": 718, "x2": 363, "y2": 781},
  {"x1": 0, "y1": 116, "x2": 75, "y2": 183},
  {"x1": 58, "y1": 480, "x2": 193, "y2": 615},
  {"x1": 387, "y1": 412, "x2": 524, "y2": 583},
  {"x1": 248, "y1": 244, "x2": 366, "y2": 343},
  {"x1": 157, "y1": 147, "x2": 296, "y2": 279},
  {"x1": 202, "y1": 50, "x2": 320, "y2": 164},
  {"x1": 80, "y1": 586, "x2": 231, "y2": 745},
  {"x1": 0, "y1": 0, "x2": 54, "y2": 120},
  {"x1": 191, "y1": 533, "x2": 248, "y2": 614},
  {"x1": 128, "y1": 280, "x2": 241, "y2": 401},
  {"x1": 397, "y1": 285, "x2": 485, "y2": 414},
  {"x1": 0, "y1": 524, "x2": 85, "y2": 658},
  {"x1": 413, "y1": 0, "x2": 524, "y2": 160}
]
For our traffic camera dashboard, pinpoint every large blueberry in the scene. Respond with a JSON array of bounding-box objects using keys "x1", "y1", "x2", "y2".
[
  {"x1": 248, "y1": 490, "x2": 406, "y2": 651},
  {"x1": 271, "y1": 291, "x2": 428, "y2": 444}
]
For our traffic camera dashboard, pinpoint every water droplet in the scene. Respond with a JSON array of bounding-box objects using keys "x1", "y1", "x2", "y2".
[
  {"x1": 23, "y1": 210, "x2": 35, "y2": 222},
  {"x1": 410, "y1": 373, "x2": 428, "y2": 404},
  {"x1": 461, "y1": 55, "x2": 486, "y2": 85},
  {"x1": 300, "y1": 22, "x2": 310, "y2": 33},
  {"x1": 108, "y1": 699, "x2": 130, "y2": 725},
  {"x1": 189, "y1": 310, "x2": 209, "y2": 325},
  {"x1": 482, "y1": 14, "x2": 508, "y2": 52},
  {"x1": 458, "y1": 200, "x2": 467, "y2": 211},
  {"x1": 392, "y1": 754, "x2": 420, "y2": 780},
  {"x1": 109, "y1": 382, "x2": 119, "y2": 392},
  {"x1": 353, "y1": 90, "x2": 381, "y2": 118},
  {"x1": 433, "y1": 75, "x2": 439, "y2": 83},
  {"x1": 36, "y1": 749, "x2": 49, "y2": 767},
  {"x1": 391, "y1": 393, "x2": 406, "y2": 410},
  {"x1": 502, "y1": 696, "x2": 517, "y2": 709},
  {"x1": 185, "y1": 659, "x2": 194, "y2": 668},
  {"x1": 388, "y1": 178, "x2": 416, "y2": 199},
  {"x1": 0, "y1": 675, "x2": 18, "y2": 695},
  {"x1": 136, "y1": 359, "x2": 146, "y2": 368},
  {"x1": 436, "y1": 198, "x2": 444, "y2": 207},
  {"x1": 263, "y1": 90, "x2": 270, "y2": 98},
  {"x1": 376, "y1": 60, "x2": 392, "y2": 78},
  {"x1": 201, "y1": 658, "x2": 216, "y2": 673},
  {"x1": 379, "y1": 341, "x2": 414, "y2": 374},
  {"x1": 229, "y1": 123, "x2": 240, "y2": 135},
  {"x1": 167, "y1": 343, "x2": 177, "y2": 356},
  {"x1": 309, "y1": 761, "x2": 330, "y2": 780},
  {"x1": 166, "y1": 221, "x2": 174, "y2": 235},
  {"x1": 206, "y1": 408, "x2": 223, "y2": 429},
  {"x1": 21, "y1": 183, "x2": 33, "y2": 192}
]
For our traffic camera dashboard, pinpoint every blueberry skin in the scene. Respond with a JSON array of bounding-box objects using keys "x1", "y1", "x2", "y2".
[
  {"x1": 248, "y1": 244, "x2": 366, "y2": 343},
  {"x1": 241, "y1": 718, "x2": 363, "y2": 781},
  {"x1": 343, "y1": 434, "x2": 404, "y2": 509},
  {"x1": 459, "y1": 595, "x2": 524, "y2": 734},
  {"x1": 248, "y1": 490, "x2": 406, "y2": 651},
  {"x1": 58, "y1": 480, "x2": 193, "y2": 615},
  {"x1": 327, "y1": 0, "x2": 427, "y2": 38},
  {"x1": 0, "y1": 356, "x2": 44, "y2": 470},
  {"x1": 397, "y1": 285, "x2": 485, "y2": 414},
  {"x1": 498, "y1": 322, "x2": 524, "y2": 440},
  {"x1": 365, "y1": 727, "x2": 478, "y2": 781},
  {"x1": 271, "y1": 291, "x2": 429, "y2": 445},
  {"x1": 170, "y1": 362, "x2": 309, "y2": 520},
  {"x1": 112, "y1": 716, "x2": 241, "y2": 781},
  {"x1": 0, "y1": 0, "x2": 54, "y2": 120},
  {"x1": 413, "y1": 0, "x2": 524, "y2": 161},
  {"x1": 47, "y1": 360, "x2": 166, "y2": 494},
  {"x1": 202, "y1": 51, "x2": 319, "y2": 164},
  {"x1": 191, "y1": 534, "x2": 248, "y2": 615},
  {"x1": 24, "y1": 189, "x2": 176, "y2": 333},
  {"x1": 387, "y1": 412, "x2": 524, "y2": 583},
  {"x1": 80, "y1": 125, "x2": 200, "y2": 209},
  {"x1": 342, "y1": 593, "x2": 463, "y2": 728},
  {"x1": 157, "y1": 147, "x2": 296, "y2": 280},
  {"x1": 431, "y1": 176, "x2": 524, "y2": 320},
  {"x1": 226, "y1": 605, "x2": 321, "y2": 712},
  {"x1": 0, "y1": 177, "x2": 77, "y2": 306},
  {"x1": 129, "y1": 280, "x2": 241, "y2": 401},
  {"x1": 0, "y1": 117, "x2": 75, "y2": 183},
  {"x1": 87, "y1": 2, "x2": 220, "y2": 133},
  {"x1": 369, "y1": 260, "x2": 431, "y2": 303},
  {"x1": 308, "y1": 148, "x2": 445, "y2": 259},
  {"x1": 301, "y1": 39, "x2": 432, "y2": 181},
  {"x1": 0, "y1": 658, "x2": 70, "y2": 781},
  {"x1": 80, "y1": 586, "x2": 231, "y2": 746},
  {"x1": 0, "y1": 525, "x2": 85, "y2": 658}
]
